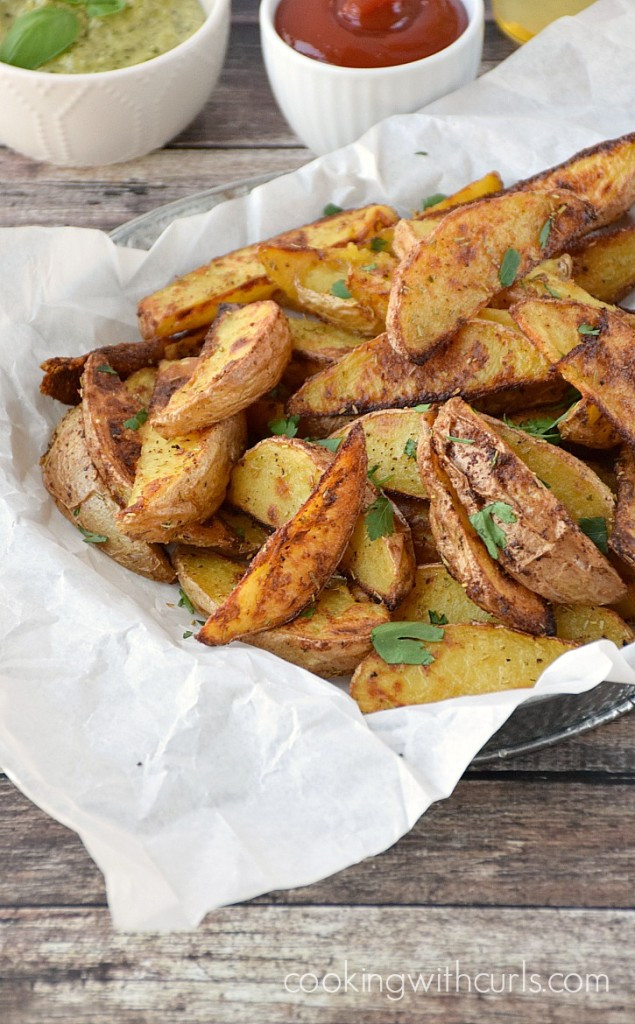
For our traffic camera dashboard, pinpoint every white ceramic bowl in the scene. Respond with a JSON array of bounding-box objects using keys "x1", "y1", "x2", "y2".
[
  {"x1": 260, "y1": 0, "x2": 484, "y2": 155},
  {"x1": 0, "y1": 0, "x2": 230, "y2": 167}
]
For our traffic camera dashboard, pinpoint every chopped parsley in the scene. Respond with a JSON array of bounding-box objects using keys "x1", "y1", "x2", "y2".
[
  {"x1": 579, "y1": 516, "x2": 609, "y2": 555},
  {"x1": 78, "y1": 525, "x2": 108, "y2": 544},
  {"x1": 331, "y1": 279, "x2": 352, "y2": 300},
  {"x1": 413, "y1": 403, "x2": 432, "y2": 412},
  {"x1": 469, "y1": 501, "x2": 517, "y2": 560},
  {"x1": 446, "y1": 434, "x2": 475, "y2": 445},
  {"x1": 96, "y1": 363, "x2": 117, "y2": 376},
  {"x1": 404, "y1": 438, "x2": 417, "y2": 460},
  {"x1": 365, "y1": 494, "x2": 395, "y2": 541},
  {"x1": 268, "y1": 414, "x2": 300, "y2": 437},
  {"x1": 428, "y1": 610, "x2": 449, "y2": 626},
  {"x1": 298, "y1": 603, "x2": 317, "y2": 619},
  {"x1": 371, "y1": 620, "x2": 444, "y2": 665},
  {"x1": 123, "y1": 408, "x2": 148, "y2": 431},
  {"x1": 323, "y1": 203, "x2": 343, "y2": 216},
  {"x1": 578, "y1": 323, "x2": 601, "y2": 336},
  {"x1": 182, "y1": 630, "x2": 194, "y2": 639},
  {"x1": 422, "y1": 193, "x2": 447, "y2": 211},
  {"x1": 369, "y1": 236, "x2": 389, "y2": 252},
  {"x1": 310, "y1": 437, "x2": 342, "y2": 453},
  {"x1": 368, "y1": 464, "x2": 392, "y2": 488},
  {"x1": 498, "y1": 247, "x2": 522, "y2": 288},
  {"x1": 178, "y1": 588, "x2": 196, "y2": 616},
  {"x1": 539, "y1": 216, "x2": 553, "y2": 250}
]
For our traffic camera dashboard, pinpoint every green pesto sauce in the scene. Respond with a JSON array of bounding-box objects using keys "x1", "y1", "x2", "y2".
[{"x1": 0, "y1": 0, "x2": 206, "y2": 73}]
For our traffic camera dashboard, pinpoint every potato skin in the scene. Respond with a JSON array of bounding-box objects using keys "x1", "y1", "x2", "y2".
[
  {"x1": 433, "y1": 398, "x2": 625, "y2": 605},
  {"x1": 40, "y1": 406, "x2": 175, "y2": 583},
  {"x1": 417, "y1": 416, "x2": 554, "y2": 636},
  {"x1": 350, "y1": 624, "x2": 575, "y2": 712},
  {"x1": 611, "y1": 445, "x2": 635, "y2": 570},
  {"x1": 197, "y1": 425, "x2": 368, "y2": 645}
]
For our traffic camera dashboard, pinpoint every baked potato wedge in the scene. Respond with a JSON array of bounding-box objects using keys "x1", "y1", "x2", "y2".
[
  {"x1": 610, "y1": 445, "x2": 635, "y2": 570},
  {"x1": 227, "y1": 435, "x2": 415, "y2": 608},
  {"x1": 386, "y1": 189, "x2": 594, "y2": 363},
  {"x1": 117, "y1": 412, "x2": 247, "y2": 543},
  {"x1": 287, "y1": 317, "x2": 365, "y2": 364},
  {"x1": 287, "y1": 317, "x2": 557, "y2": 418},
  {"x1": 433, "y1": 398, "x2": 625, "y2": 605},
  {"x1": 174, "y1": 547, "x2": 389, "y2": 676},
  {"x1": 417, "y1": 416, "x2": 554, "y2": 635},
  {"x1": 331, "y1": 409, "x2": 428, "y2": 500},
  {"x1": 151, "y1": 301, "x2": 292, "y2": 437},
  {"x1": 168, "y1": 514, "x2": 260, "y2": 557},
  {"x1": 350, "y1": 623, "x2": 575, "y2": 711},
  {"x1": 571, "y1": 223, "x2": 635, "y2": 303},
  {"x1": 414, "y1": 171, "x2": 504, "y2": 219},
  {"x1": 41, "y1": 406, "x2": 174, "y2": 583},
  {"x1": 557, "y1": 398, "x2": 621, "y2": 449},
  {"x1": 137, "y1": 204, "x2": 398, "y2": 340},
  {"x1": 197, "y1": 425, "x2": 367, "y2": 645}
]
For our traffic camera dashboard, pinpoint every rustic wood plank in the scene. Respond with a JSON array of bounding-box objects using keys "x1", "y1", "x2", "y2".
[
  {"x1": 0, "y1": 906, "x2": 630, "y2": 1023},
  {"x1": 2, "y1": 776, "x2": 634, "y2": 910}
]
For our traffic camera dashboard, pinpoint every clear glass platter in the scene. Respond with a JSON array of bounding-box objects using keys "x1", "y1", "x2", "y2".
[{"x1": 110, "y1": 175, "x2": 635, "y2": 765}]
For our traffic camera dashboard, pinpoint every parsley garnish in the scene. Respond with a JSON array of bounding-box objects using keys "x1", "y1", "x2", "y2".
[
  {"x1": 539, "y1": 216, "x2": 553, "y2": 250},
  {"x1": 422, "y1": 193, "x2": 447, "y2": 210},
  {"x1": 545, "y1": 284, "x2": 562, "y2": 299},
  {"x1": 369, "y1": 236, "x2": 388, "y2": 252},
  {"x1": 78, "y1": 525, "x2": 108, "y2": 544},
  {"x1": 323, "y1": 203, "x2": 343, "y2": 216},
  {"x1": 298, "y1": 603, "x2": 317, "y2": 619},
  {"x1": 499, "y1": 248, "x2": 522, "y2": 288},
  {"x1": 415, "y1": 150, "x2": 428, "y2": 156},
  {"x1": 178, "y1": 588, "x2": 196, "y2": 616},
  {"x1": 371, "y1": 621, "x2": 444, "y2": 665},
  {"x1": 361, "y1": 262, "x2": 378, "y2": 272},
  {"x1": 578, "y1": 323, "x2": 600, "y2": 336},
  {"x1": 469, "y1": 501, "x2": 517, "y2": 560},
  {"x1": 511, "y1": 407, "x2": 571, "y2": 445},
  {"x1": 182, "y1": 630, "x2": 194, "y2": 639},
  {"x1": 72, "y1": 505, "x2": 81, "y2": 517},
  {"x1": 413, "y1": 403, "x2": 431, "y2": 412},
  {"x1": 331, "y1": 279, "x2": 352, "y2": 300},
  {"x1": 404, "y1": 438, "x2": 417, "y2": 460},
  {"x1": 96, "y1": 363, "x2": 117, "y2": 376},
  {"x1": 310, "y1": 437, "x2": 342, "y2": 453},
  {"x1": 368, "y1": 464, "x2": 392, "y2": 488},
  {"x1": 446, "y1": 434, "x2": 475, "y2": 445},
  {"x1": 268, "y1": 414, "x2": 300, "y2": 437},
  {"x1": 428, "y1": 610, "x2": 449, "y2": 626},
  {"x1": 123, "y1": 408, "x2": 148, "y2": 431},
  {"x1": 579, "y1": 516, "x2": 609, "y2": 555},
  {"x1": 365, "y1": 494, "x2": 395, "y2": 541}
]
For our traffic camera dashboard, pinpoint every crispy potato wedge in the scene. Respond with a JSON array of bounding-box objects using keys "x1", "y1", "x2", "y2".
[
  {"x1": 611, "y1": 445, "x2": 635, "y2": 570},
  {"x1": 392, "y1": 218, "x2": 438, "y2": 260},
  {"x1": 350, "y1": 623, "x2": 574, "y2": 711},
  {"x1": 331, "y1": 409, "x2": 428, "y2": 499},
  {"x1": 288, "y1": 317, "x2": 557, "y2": 417},
  {"x1": 571, "y1": 224, "x2": 635, "y2": 303},
  {"x1": 197, "y1": 426, "x2": 367, "y2": 645},
  {"x1": 386, "y1": 189, "x2": 594, "y2": 363},
  {"x1": 397, "y1": 562, "x2": 633, "y2": 647},
  {"x1": 287, "y1": 317, "x2": 365, "y2": 363},
  {"x1": 433, "y1": 398, "x2": 625, "y2": 605},
  {"x1": 41, "y1": 406, "x2": 175, "y2": 583},
  {"x1": 81, "y1": 353, "x2": 151, "y2": 507},
  {"x1": 174, "y1": 547, "x2": 389, "y2": 676},
  {"x1": 417, "y1": 417, "x2": 554, "y2": 635},
  {"x1": 482, "y1": 414, "x2": 616, "y2": 527},
  {"x1": 117, "y1": 412, "x2": 247, "y2": 543},
  {"x1": 515, "y1": 131, "x2": 635, "y2": 229},
  {"x1": 227, "y1": 435, "x2": 415, "y2": 608},
  {"x1": 168, "y1": 514, "x2": 259, "y2": 557},
  {"x1": 151, "y1": 301, "x2": 292, "y2": 437},
  {"x1": 137, "y1": 204, "x2": 398, "y2": 340},
  {"x1": 558, "y1": 398, "x2": 621, "y2": 449}
]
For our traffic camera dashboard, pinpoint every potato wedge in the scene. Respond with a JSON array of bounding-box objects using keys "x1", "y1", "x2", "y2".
[
  {"x1": 168, "y1": 514, "x2": 259, "y2": 557},
  {"x1": 571, "y1": 224, "x2": 635, "y2": 303},
  {"x1": 611, "y1": 445, "x2": 635, "y2": 570},
  {"x1": 287, "y1": 317, "x2": 365, "y2": 363},
  {"x1": 350, "y1": 623, "x2": 574, "y2": 711},
  {"x1": 417, "y1": 416, "x2": 554, "y2": 635},
  {"x1": 331, "y1": 409, "x2": 428, "y2": 500},
  {"x1": 482, "y1": 414, "x2": 616, "y2": 528},
  {"x1": 41, "y1": 406, "x2": 175, "y2": 583},
  {"x1": 197, "y1": 425, "x2": 367, "y2": 645},
  {"x1": 558, "y1": 398, "x2": 621, "y2": 450},
  {"x1": 553, "y1": 604, "x2": 633, "y2": 648},
  {"x1": 288, "y1": 317, "x2": 557, "y2": 418},
  {"x1": 386, "y1": 189, "x2": 594, "y2": 363},
  {"x1": 227, "y1": 435, "x2": 415, "y2": 608},
  {"x1": 81, "y1": 353, "x2": 151, "y2": 507},
  {"x1": 137, "y1": 204, "x2": 398, "y2": 340},
  {"x1": 174, "y1": 547, "x2": 389, "y2": 676},
  {"x1": 433, "y1": 398, "x2": 625, "y2": 605},
  {"x1": 515, "y1": 131, "x2": 635, "y2": 229},
  {"x1": 117, "y1": 412, "x2": 247, "y2": 543},
  {"x1": 414, "y1": 171, "x2": 504, "y2": 219},
  {"x1": 151, "y1": 301, "x2": 292, "y2": 437}
]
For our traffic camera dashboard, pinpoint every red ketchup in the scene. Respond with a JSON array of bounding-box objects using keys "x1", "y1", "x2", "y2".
[{"x1": 274, "y1": 0, "x2": 469, "y2": 69}]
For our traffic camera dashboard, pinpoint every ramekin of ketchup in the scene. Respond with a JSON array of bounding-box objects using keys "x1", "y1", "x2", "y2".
[{"x1": 260, "y1": 0, "x2": 484, "y2": 153}]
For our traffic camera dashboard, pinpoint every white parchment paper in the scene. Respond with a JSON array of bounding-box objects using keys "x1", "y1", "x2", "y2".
[{"x1": 1, "y1": 0, "x2": 635, "y2": 930}]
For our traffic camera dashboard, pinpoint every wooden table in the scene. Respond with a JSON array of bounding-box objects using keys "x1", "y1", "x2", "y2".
[{"x1": 1, "y1": 3, "x2": 634, "y2": 1021}]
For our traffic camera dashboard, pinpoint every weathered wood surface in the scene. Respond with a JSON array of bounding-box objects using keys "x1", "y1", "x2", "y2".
[{"x1": 2, "y1": 1, "x2": 635, "y2": 1021}]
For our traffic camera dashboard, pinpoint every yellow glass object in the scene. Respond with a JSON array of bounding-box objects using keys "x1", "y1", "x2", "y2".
[{"x1": 492, "y1": 0, "x2": 595, "y2": 44}]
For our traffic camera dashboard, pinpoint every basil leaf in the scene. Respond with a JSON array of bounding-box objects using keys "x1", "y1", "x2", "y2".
[
  {"x1": 365, "y1": 494, "x2": 394, "y2": 541},
  {"x1": 0, "y1": 8, "x2": 79, "y2": 69},
  {"x1": 268, "y1": 414, "x2": 300, "y2": 437},
  {"x1": 123, "y1": 408, "x2": 148, "y2": 431},
  {"x1": 322, "y1": 203, "x2": 343, "y2": 216},
  {"x1": 369, "y1": 236, "x2": 388, "y2": 252},
  {"x1": 331, "y1": 279, "x2": 352, "y2": 300},
  {"x1": 469, "y1": 501, "x2": 517, "y2": 560},
  {"x1": 371, "y1": 621, "x2": 444, "y2": 666},
  {"x1": 404, "y1": 438, "x2": 417, "y2": 460},
  {"x1": 578, "y1": 323, "x2": 600, "y2": 336},
  {"x1": 422, "y1": 193, "x2": 447, "y2": 211},
  {"x1": 499, "y1": 248, "x2": 522, "y2": 288},
  {"x1": 539, "y1": 216, "x2": 552, "y2": 250},
  {"x1": 78, "y1": 525, "x2": 108, "y2": 544},
  {"x1": 579, "y1": 516, "x2": 609, "y2": 555},
  {"x1": 178, "y1": 588, "x2": 196, "y2": 616}
]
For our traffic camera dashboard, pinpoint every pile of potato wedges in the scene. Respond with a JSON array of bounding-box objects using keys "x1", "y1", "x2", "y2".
[{"x1": 40, "y1": 131, "x2": 635, "y2": 710}]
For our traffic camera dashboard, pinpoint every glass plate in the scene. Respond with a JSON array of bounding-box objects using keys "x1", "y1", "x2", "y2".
[{"x1": 111, "y1": 176, "x2": 635, "y2": 765}]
